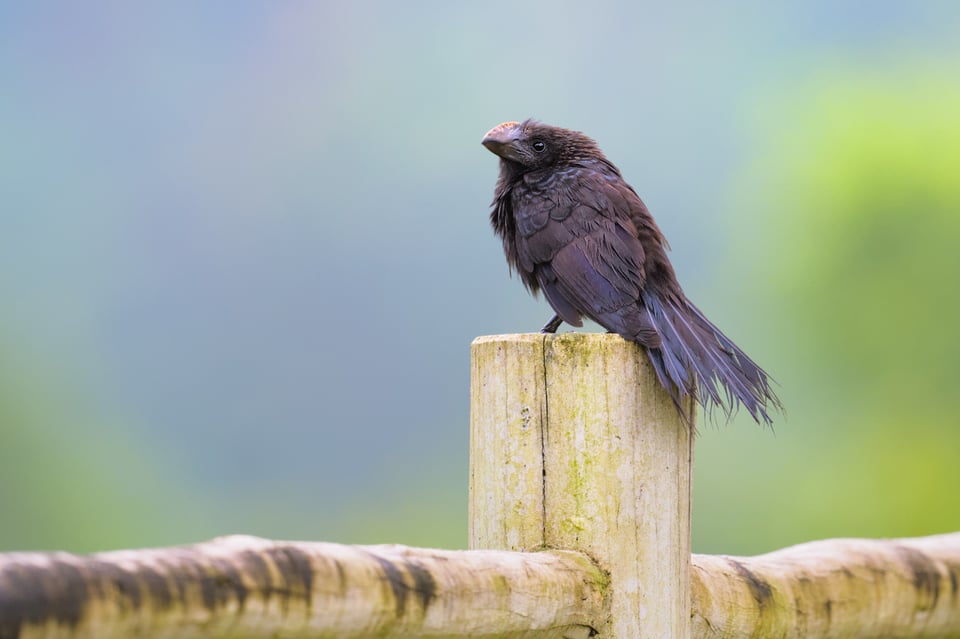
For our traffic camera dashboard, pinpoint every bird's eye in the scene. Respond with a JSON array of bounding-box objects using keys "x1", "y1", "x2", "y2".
[{"x1": 532, "y1": 140, "x2": 546, "y2": 153}]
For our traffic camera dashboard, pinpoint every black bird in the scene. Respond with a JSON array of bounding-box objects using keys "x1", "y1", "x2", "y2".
[{"x1": 481, "y1": 119, "x2": 781, "y2": 425}]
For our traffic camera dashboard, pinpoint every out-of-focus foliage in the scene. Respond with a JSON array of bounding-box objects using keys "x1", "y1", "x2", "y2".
[
  {"x1": 0, "y1": 339, "x2": 210, "y2": 551},
  {"x1": 772, "y1": 73, "x2": 960, "y2": 412},
  {"x1": 693, "y1": 70, "x2": 960, "y2": 554},
  {"x1": 1, "y1": 3, "x2": 958, "y2": 555}
]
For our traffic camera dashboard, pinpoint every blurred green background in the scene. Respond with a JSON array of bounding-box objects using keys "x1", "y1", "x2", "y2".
[{"x1": 1, "y1": 3, "x2": 958, "y2": 556}]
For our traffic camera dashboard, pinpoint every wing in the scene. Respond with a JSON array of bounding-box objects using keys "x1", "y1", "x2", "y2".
[{"x1": 513, "y1": 165, "x2": 662, "y2": 346}]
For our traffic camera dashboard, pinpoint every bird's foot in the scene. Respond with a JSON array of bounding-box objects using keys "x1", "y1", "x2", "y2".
[{"x1": 540, "y1": 314, "x2": 563, "y2": 334}]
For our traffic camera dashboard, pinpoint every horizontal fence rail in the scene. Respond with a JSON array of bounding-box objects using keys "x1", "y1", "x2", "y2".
[
  {"x1": 0, "y1": 535, "x2": 605, "y2": 639},
  {"x1": 692, "y1": 532, "x2": 960, "y2": 638},
  {"x1": 3, "y1": 533, "x2": 959, "y2": 639}
]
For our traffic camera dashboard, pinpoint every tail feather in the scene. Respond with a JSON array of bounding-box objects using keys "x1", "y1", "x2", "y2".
[{"x1": 640, "y1": 292, "x2": 782, "y2": 426}]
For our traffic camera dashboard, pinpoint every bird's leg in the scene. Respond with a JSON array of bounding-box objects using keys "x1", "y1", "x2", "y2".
[{"x1": 540, "y1": 314, "x2": 563, "y2": 334}]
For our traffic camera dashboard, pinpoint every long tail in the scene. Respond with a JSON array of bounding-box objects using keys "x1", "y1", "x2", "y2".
[{"x1": 640, "y1": 291, "x2": 782, "y2": 426}]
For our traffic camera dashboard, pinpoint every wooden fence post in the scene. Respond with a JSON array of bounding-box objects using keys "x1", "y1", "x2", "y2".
[{"x1": 470, "y1": 333, "x2": 693, "y2": 638}]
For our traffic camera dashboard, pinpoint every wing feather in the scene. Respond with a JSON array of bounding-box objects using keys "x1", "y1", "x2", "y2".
[{"x1": 513, "y1": 165, "x2": 662, "y2": 345}]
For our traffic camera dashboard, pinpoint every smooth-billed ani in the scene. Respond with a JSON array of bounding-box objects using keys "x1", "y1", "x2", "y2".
[{"x1": 481, "y1": 119, "x2": 782, "y2": 425}]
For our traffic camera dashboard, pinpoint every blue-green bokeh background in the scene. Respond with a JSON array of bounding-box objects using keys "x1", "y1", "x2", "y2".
[{"x1": 2, "y1": 2, "x2": 958, "y2": 554}]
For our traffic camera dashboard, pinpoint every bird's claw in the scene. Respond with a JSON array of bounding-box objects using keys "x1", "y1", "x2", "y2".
[{"x1": 540, "y1": 315, "x2": 563, "y2": 334}]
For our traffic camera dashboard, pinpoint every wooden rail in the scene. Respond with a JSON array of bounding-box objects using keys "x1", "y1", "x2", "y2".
[
  {"x1": 3, "y1": 533, "x2": 959, "y2": 638},
  {"x1": 1, "y1": 334, "x2": 958, "y2": 638},
  {"x1": 692, "y1": 532, "x2": 960, "y2": 638},
  {"x1": 0, "y1": 537, "x2": 605, "y2": 639}
]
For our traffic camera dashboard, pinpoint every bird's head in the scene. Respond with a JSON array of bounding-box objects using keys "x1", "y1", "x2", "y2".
[{"x1": 481, "y1": 119, "x2": 602, "y2": 171}]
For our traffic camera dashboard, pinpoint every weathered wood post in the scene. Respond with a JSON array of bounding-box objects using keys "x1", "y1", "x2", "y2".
[{"x1": 470, "y1": 333, "x2": 693, "y2": 638}]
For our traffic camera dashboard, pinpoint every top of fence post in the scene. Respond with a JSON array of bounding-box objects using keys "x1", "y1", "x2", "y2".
[{"x1": 469, "y1": 333, "x2": 693, "y2": 638}]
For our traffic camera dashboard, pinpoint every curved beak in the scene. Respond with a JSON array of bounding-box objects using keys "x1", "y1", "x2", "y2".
[{"x1": 482, "y1": 121, "x2": 521, "y2": 159}]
